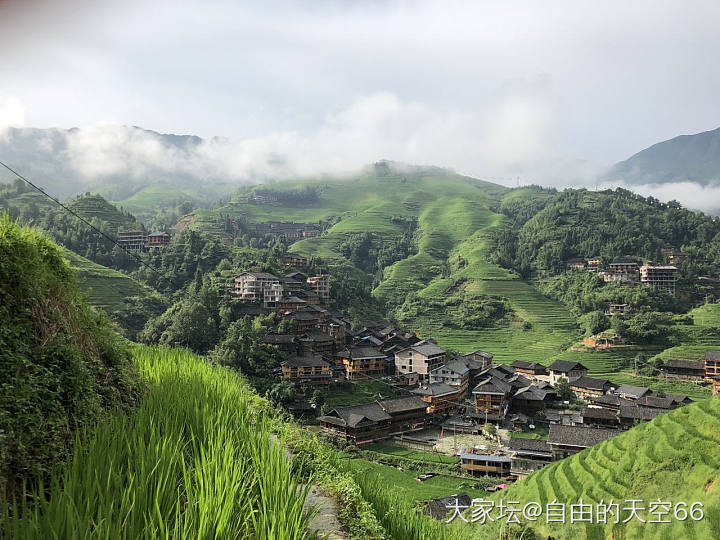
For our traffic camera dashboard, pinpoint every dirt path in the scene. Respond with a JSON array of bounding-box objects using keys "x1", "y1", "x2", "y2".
[{"x1": 272, "y1": 435, "x2": 348, "y2": 539}]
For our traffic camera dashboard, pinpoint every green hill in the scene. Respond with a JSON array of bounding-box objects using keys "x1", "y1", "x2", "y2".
[
  {"x1": 65, "y1": 193, "x2": 141, "y2": 232},
  {"x1": 489, "y1": 396, "x2": 720, "y2": 539},
  {"x1": 195, "y1": 167, "x2": 579, "y2": 359}
]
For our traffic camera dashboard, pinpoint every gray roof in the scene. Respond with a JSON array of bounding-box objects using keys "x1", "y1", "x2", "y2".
[
  {"x1": 548, "y1": 425, "x2": 620, "y2": 448},
  {"x1": 406, "y1": 340, "x2": 446, "y2": 357},
  {"x1": 614, "y1": 385, "x2": 652, "y2": 399},
  {"x1": 412, "y1": 382, "x2": 458, "y2": 397},
  {"x1": 661, "y1": 359, "x2": 705, "y2": 370},
  {"x1": 459, "y1": 453, "x2": 511, "y2": 463},
  {"x1": 705, "y1": 351, "x2": 720, "y2": 361},
  {"x1": 634, "y1": 396, "x2": 675, "y2": 409},
  {"x1": 569, "y1": 375, "x2": 614, "y2": 391},
  {"x1": 379, "y1": 396, "x2": 427, "y2": 414},
  {"x1": 548, "y1": 360, "x2": 588, "y2": 373},
  {"x1": 472, "y1": 378, "x2": 509, "y2": 395},
  {"x1": 581, "y1": 406, "x2": 618, "y2": 421},
  {"x1": 261, "y1": 334, "x2": 296, "y2": 345},
  {"x1": 464, "y1": 350, "x2": 494, "y2": 359},
  {"x1": 431, "y1": 358, "x2": 470, "y2": 377},
  {"x1": 512, "y1": 385, "x2": 548, "y2": 401},
  {"x1": 619, "y1": 404, "x2": 664, "y2": 421},
  {"x1": 511, "y1": 360, "x2": 548, "y2": 373},
  {"x1": 590, "y1": 394, "x2": 631, "y2": 408},
  {"x1": 320, "y1": 403, "x2": 391, "y2": 428},
  {"x1": 337, "y1": 346, "x2": 385, "y2": 360},
  {"x1": 301, "y1": 331, "x2": 334, "y2": 342},
  {"x1": 281, "y1": 355, "x2": 329, "y2": 368},
  {"x1": 239, "y1": 271, "x2": 279, "y2": 279},
  {"x1": 507, "y1": 438, "x2": 552, "y2": 454}
]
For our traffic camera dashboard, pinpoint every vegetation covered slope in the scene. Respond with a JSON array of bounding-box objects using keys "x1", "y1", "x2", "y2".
[
  {"x1": 489, "y1": 396, "x2": 720, "y2": 539},
  {"x1": 2, "y1": 347, "x2": 316, "y2": 539},
  {"x1": 196, "y1": 168, "x2": 578, "y2": 358},
  {"x1": 0, "y1": 216, "x2": 141, "y2": 498},
  {"x1": 607, "y1": 125, "x2": 720, "y2": 186}
]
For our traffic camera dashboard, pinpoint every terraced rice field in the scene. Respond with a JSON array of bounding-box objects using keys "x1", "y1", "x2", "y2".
[
  {"x1": 487, "y1": 396, "x2": 720, "y2": 539},
  {"x1": 62, "y1": 248, "x2": 159, "y2": 314}
]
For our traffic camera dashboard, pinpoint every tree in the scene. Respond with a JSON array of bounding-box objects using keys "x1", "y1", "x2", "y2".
[
  {"x1": 554, "y1": 378, "x2": 575, "y2": 401},
  {"x1": 579, "y1": 311, "x2": 610, "y2": 336},
  {"x1": 310, "y1": 390, "x2": 325, "y2": 410},
  {"x1": 268, "y1": 381, "x2": 296, "y2": 408}
]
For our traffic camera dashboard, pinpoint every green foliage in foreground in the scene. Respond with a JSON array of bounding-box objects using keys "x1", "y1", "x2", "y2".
[
  {"x1": 0, "y1": 215, "x2": 141, "y2": 499},
  {"x1": 492, "y1": 396, "x2": 720, "y2": 539},
  {"x1": 2, "y1": 347, "x2": 317, "y2": 539}
]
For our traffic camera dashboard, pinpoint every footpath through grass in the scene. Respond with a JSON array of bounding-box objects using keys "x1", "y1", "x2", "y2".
[{"x1": 2, "y1": 347, "x2": 316, "y2": 539}]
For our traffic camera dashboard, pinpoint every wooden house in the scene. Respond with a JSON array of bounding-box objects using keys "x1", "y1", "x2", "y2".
[
  {"x1": 568, "y1": 375, "x2": 615, "y2": 400},
  {"x1": 659, "y1": 359, "x2": 705, "y2": 380},
  {"x1": 336, "y1": 346, "x2": 387, "y2": 381},
  {"x1": 459, "y1": 450, "x2": 511, "y2": 477},
  {"x1": 510, "y1": 361, "x2": 548, "y2": 378},
  {"x1": 412, "y1": 382, "x2": 462, "y2": 416},
  {"x1": 280, "y1": 355, "x2": 331, "y2": 387},
  {"x1": 507, "y1": 438, "x2": 553, "y2": 478}
]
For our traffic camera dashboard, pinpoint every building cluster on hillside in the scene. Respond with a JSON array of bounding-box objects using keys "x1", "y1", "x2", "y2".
[
  {"x1": 565, "y1": 254, "x2": 681, "y2": 296},
  {"x1": 117, "y1": 230, "x2": 171, "y2": 251},
  {"x1": 233, "y1": 270, "x2": 330, "y2": 308}
]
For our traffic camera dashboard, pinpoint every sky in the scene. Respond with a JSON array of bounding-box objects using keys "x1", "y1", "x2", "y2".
[{"x1": 1, "y1": 0, "x2": 720, "y2": 194}]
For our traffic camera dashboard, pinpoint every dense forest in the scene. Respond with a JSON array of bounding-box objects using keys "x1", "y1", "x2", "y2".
[{"x1": 491, "y1": 187, "x2": 720, "y2": 277}]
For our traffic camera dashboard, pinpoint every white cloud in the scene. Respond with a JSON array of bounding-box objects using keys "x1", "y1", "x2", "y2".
[{"x1": 0, "y1": 95, "x2": 25, "y2": 135}]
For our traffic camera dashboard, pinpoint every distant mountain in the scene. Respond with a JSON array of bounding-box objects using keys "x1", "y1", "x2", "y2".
[
  {"x1": 607, "y1": 126, "x2": 720, "y2": 185},
  {"x1": 0, "y1": 126, "x2": 247, "y2": 207}
]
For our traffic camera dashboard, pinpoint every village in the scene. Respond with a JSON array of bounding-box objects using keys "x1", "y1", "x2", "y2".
[
  {"x1": 117, "y1": 223, "x2": 720, "y2": 498},
  {"x1": 205, "y1": 250, "x2": 720, "y2": 496}
]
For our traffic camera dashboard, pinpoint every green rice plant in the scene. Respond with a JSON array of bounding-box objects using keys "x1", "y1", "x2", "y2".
[{"x1": 1, "y1": 346, "x2": 317, "y2": 539}]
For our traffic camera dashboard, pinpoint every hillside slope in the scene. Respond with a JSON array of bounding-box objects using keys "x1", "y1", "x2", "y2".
[
  {"x1": 197, "y1": 168, "x2": 579, "y2": 359},
  {"x1": 489, "y1": 396, "x2": 720, "y2": 539},
  {"x1": 607, "y1": 126, "x2": 720, "y2": 185}
]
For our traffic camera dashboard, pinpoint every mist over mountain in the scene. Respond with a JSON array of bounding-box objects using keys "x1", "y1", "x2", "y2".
[
  {"x1": 607, "y1": 126, "x2": 720, "y2": 186},
  {"x1": 0, "y1": 125, "x2": 280, "y2": 201}
]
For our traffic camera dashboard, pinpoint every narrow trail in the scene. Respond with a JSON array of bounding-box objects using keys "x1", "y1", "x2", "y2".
[{"x1": 273, "y1": 434, "x2": 348, "y2": 540}]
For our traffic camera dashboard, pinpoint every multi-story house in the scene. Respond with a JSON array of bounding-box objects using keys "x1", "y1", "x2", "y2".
[
  {"x1": 336, "y1": 346, "x2": 387, "y2": 381},
  {"x1": 429, "y1": 358, "x2": 470, "y2": 396},
  {"x1": 640, "y1": 264, "x2": 678, "y2": 296},
  {"x1": 306, "y1": 274, "x2": 330, "y2": 299},
  {"x1": 394, "y1": 340, "x2": 447, "y2": 380},
  {"x1": 280, "y1": 355, "x2": 331, "y2": 387},
  {"x1": 234, "y1": 272, "x2": 282, "y2": 302}
]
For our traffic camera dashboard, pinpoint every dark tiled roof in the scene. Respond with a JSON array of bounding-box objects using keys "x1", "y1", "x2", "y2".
[
  {"x1": 661, "y1": 359, "x2": 705, "y2": 370},
  {"x1": 548, "y1": 425, "x2": 619, "y2": 448},
  {"x1": 548, "y1": 360, "x2": 588, "y2": 373},
  {"x1": 406, "y1": 340, "x2": 446, "y2": 357},
  {"x1": 581, "y1": 406, "x2": 618, "y2": 421},
  {"x1": 431, "y1": 358, "x2": 470, "y2": 376},
  {"x1": 379, "y1": 396, "x2": 427, "y2": 414},
  {"x1": 459, "y1": 452, "x2": 511, "y2": 463},
  {"x1": 412, "y1": 382, "x2": 458, "y2": 397},
  {"x1": 464, "y1": 350, "x2": 494, "y2": 359},
  {"x1": 337, "y1": 346, "x2": 385, "y2": 359},
  {"x1": 290, "y1": 311, "x2": 322, "y2": 321},
  {"x1": 511, "y1": 360, "x2": 548, "y2": 373},
  {"x1": 614, "y1": 385, "x2": 652, "y2": 399},
  {"x1": 619, "y1": 404, "x2": 664, "y2": 421},
  {"x1": 319, "y1": 403, "x2": 391, "y2": 428},
  {"x1": 472, "y1": 378, "x2": 509, "y2": 395},
  {"x1": 569, "y1": 375, "x2": 614, "y2": 391},
  {"x1": 507, "y1": 438, "x2": 553, "y2": 453},
  {"x1": 705, "y1": 351, "x2": 720, "y2": 362},
  {"x1": 512, "y1": 385, "x2": 548, "y2": 401},
  {"x1": 590, "y1": 394, "x2": 631, "y2": 407},
  {"x1": 634, "y1": 396, "x2": 675, "y2": 409},
  {"x1": 261, "y1": 334, "x2": 296, "y2": 345},
  {"x1": 301, "y1": 331, "x2": 335, "y2": 342},
  {"x1": 281, "y1": 355, "x2": 329, "y2": 368}
]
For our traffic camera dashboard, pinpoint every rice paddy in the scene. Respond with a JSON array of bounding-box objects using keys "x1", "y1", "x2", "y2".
[
  {"x1": 488, "y1": 395, "x2": 720, "y2": 539},
  {"x1": 1, "y1": 347, "x2": 317, "y2": 539}
]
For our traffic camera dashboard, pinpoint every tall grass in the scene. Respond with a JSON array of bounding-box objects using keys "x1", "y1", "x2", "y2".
[{"x1": 1, "y1": 347, "x2": 316, "y2": 539}]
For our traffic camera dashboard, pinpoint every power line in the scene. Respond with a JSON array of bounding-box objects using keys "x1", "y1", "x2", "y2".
[{"x1": 0, "y1": 160, "x2": 165, "y2": 278}]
